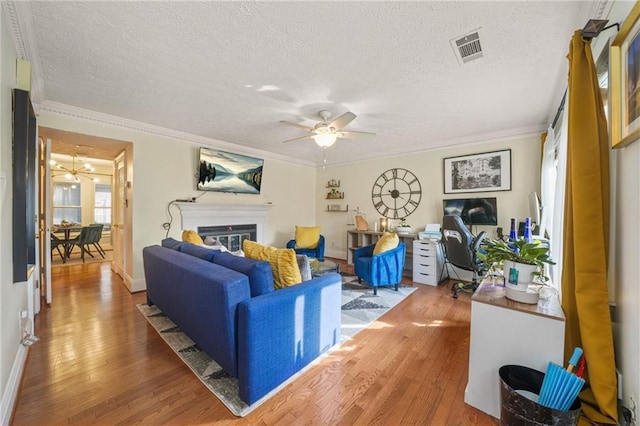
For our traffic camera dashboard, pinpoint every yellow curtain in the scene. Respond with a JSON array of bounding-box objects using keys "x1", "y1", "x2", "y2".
[{"x1": 564, "y1": 30, "x2": 617, "y2": 424}]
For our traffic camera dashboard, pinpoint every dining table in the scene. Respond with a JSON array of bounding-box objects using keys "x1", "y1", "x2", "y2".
[{"x1": 52, "y1": 224, "x2": 83, "y2": 262}]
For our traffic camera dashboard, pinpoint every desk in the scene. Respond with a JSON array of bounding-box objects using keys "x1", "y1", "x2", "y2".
[{"x1": 465, "y1": 279, "x2": 565, "y2": 419}]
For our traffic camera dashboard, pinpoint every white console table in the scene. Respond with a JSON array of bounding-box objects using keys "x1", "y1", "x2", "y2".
[
  {"x1": 465, "y1": 280, "x2": 565, "y2": 419},
  {"x1": 412, "y1": 239, "x2": 447, "y2": 285}
]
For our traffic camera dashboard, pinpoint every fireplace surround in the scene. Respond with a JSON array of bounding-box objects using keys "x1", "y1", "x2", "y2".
[{"x1": 176, "y1": 202, "x2": 270, "y2": 247}]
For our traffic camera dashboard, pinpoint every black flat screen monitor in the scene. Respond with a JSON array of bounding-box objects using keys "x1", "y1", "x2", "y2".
[{"x1": 443, "y1": 197, "x2": 498, "y2": 226}]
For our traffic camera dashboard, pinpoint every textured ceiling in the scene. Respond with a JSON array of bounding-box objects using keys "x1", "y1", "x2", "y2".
[{"x1": 19, "y1": 1, "x2": 599, "y2": 165}]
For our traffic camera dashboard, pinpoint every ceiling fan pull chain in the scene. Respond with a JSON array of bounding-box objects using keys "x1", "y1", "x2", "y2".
[{"x1": 322, "y1": 148, "x2": 327, "y2": 169}]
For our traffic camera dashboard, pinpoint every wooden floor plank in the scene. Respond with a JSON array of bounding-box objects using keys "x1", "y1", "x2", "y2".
[{"x1": 11, "y1": 260, "x2": 498, "y2": 425}]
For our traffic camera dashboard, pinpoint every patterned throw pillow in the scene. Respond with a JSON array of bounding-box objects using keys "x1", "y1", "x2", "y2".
[
  {"x1": 243, "y1": 240, "x2": 302, "y2": 289},
  {"x1": 373, "y1": 232, "x2": 399, "y2": 255}
]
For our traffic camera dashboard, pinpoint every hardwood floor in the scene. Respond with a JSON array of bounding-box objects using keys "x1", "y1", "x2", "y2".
[{"x1": 11, "y1": 260, "x2": 498, "y2": 425}]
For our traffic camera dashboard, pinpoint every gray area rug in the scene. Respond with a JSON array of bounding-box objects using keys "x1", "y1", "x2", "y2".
[{"x1": 137, "y1": 274, "x2": 416, "y2": 417}]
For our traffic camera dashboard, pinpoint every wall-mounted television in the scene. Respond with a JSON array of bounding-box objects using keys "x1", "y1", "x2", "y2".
[
  {"x1": 197, "y1": 147, "x2": 264, "y2": 194},
  {"x1": 443, "y1": 197, "x2": 498, "y2": 226}
]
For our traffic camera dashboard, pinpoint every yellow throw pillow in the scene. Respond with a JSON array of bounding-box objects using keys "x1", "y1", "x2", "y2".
[
  {"x1": 294, "y1": 226, "x2": 321, "y2": 249},
  {"x1": 243, "y1": 240, "x2": 302, "y2": 289},
  {"x1": 373, "y1": 232, "x2": 399, "y2": 255},
  {"x1": 182, "y1": 230, "x2": 203, "y2": 245}
]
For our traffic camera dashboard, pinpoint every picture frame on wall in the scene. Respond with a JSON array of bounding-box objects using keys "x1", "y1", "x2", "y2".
[
  {"x1": 610, "y1": 2, "x2": 640, "y2": 148},
  {"x1": 443, "y1": 149, "x2": 511, "y2": 194}
]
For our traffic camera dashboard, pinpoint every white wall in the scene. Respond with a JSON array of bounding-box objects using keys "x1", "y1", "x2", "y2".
[
  {"x1": 318, "y1": 135, "x2": 541, "y2": 259},
  {"x1": 598, "y1": 0, "x2": 640, "y2": 413},
  {"x1": 0, "y1": 7, "x2": 29, "y2": 424},
  {"x1": 37, "y1": 111, "x2": 317, "y2": 286}
]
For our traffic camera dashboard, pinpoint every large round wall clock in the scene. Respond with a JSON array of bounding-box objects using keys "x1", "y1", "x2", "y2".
[{"x1": 371, "y1": 168, "x2": 422, "y2": 219}]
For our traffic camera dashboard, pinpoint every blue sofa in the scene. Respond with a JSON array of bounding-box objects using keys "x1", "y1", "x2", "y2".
[{"x1": 142, "y1": 239, "x2": 342, "y2": 405}]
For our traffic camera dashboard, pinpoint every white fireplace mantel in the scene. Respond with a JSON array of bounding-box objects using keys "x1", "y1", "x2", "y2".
[{"x1": 176, "y1": 202, "x2": 272, "y2": 243}]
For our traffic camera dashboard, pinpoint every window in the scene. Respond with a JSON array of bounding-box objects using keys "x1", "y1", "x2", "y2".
[
  {"x1": 52, "y1": 182, "x2": 81, "y2": 224},
  {"x1": 94, "y1": 183, "x2": 112, "y2": 231}
]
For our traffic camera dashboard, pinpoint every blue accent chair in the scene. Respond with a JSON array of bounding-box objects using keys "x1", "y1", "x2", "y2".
[
  {"x1": 354, "y1": 241, "x2": 406, "y2": 295},
  {"x1": 286, "y1": 235, "x2": 325, "y2": 261}
]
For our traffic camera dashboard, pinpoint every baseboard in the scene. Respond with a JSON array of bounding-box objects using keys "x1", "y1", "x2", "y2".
[
  {"x1": 0, "y1": 344, "x2": 27, "y2": 426},
  {"x1": 445, "y1": 264, "x2": 474, "y2": 282},
  {"x1": 325, "y1": 249, "x2": 346, "y2": 260},
  {"x1": 128, "y1": 275, "x2": 146, "y2": 293}
]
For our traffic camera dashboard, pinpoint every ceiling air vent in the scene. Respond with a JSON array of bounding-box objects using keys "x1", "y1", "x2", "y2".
[{"x1": 450, "y1": 29, "x2": 484, "y2": 65}]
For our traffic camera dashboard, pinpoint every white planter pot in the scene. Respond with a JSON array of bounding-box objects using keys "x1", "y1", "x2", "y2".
[
  {"x1": 396, "y1": 226, "x2": 411, "y2": 234},
  {"x1": 503, "y1": 260, "x2": 539, "y2": 292}
]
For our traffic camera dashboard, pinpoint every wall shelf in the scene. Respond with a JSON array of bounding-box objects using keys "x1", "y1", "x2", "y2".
[
  {"x1": 326, "y1": 203, "x2": 348, "y2": 212},
  {"x1": 326, "y1": 193, "x2": 344, "y2": 199}
]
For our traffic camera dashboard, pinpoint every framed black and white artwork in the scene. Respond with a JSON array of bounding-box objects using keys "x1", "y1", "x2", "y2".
[{"x1": 443, "y1": 149, "x2": 511, "y2": 194}]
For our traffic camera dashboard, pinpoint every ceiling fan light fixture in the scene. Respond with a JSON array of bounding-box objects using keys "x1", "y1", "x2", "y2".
[{"x1": 313, "y1": 133, "x2": 337, "y2": 147}]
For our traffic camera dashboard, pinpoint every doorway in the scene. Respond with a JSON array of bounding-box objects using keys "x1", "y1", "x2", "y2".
[{"x1": 38, "y1": 127, "x2": 133, "y2": 305}]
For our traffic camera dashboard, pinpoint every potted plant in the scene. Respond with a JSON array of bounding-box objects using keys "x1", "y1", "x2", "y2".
[
  {"x1": 395, "y1": 218, "x2": 411, "y2": 234},
  {"x1": 477, "y1": 237, "x2": 555, "y2": 303}
]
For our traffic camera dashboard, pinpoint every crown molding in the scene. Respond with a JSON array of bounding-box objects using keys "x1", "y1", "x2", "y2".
[
  {"x1": 588, "y1": 0, "x2": 613, "y2": 20},
  {"x1": 324, "y1": 125, "x2": 545, "y2": 168},
  {"x1": 39, "y1": 101, "x2": 316, "y2": 167},
  {"x1": 2, "y1": 1, "x2": 45, "y2": 108}
]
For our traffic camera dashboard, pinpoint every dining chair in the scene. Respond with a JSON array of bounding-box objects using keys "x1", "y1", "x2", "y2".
[
  {"x1": 67, "y1": 226, "x2": 105, "y2": 262},
  {"x1": 88, "y1": 223, "x2": 106, "y2": 257},
  {"x1": 50, "y1": 234, "x2": 68, "y2": 263}
]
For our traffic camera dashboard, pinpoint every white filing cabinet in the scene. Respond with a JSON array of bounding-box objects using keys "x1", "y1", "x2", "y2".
[{"x1": 412, "y1": 239, "x2": 446, "y2": 285}]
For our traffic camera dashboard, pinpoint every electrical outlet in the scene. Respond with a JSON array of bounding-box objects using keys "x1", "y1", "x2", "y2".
[{"x1": 618, "y1": 369, "x2": 623, "y2": 399}]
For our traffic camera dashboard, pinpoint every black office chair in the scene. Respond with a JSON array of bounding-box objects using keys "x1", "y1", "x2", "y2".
[{"x1": 442, "y1": 215, "x2": 487, "y2": 299}]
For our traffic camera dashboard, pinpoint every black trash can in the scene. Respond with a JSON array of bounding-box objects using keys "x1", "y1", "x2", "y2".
[{"x1": 499, "y1": 365, "x2": 581, "y2": 426}]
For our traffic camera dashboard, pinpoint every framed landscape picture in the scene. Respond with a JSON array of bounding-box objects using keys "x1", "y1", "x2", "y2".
[
  {"x1": 610, "y1": 2, "x2": 640, "y2": 148},
  {"x1": 443, "y1": 149, "x2": 511, "y2": 194}
]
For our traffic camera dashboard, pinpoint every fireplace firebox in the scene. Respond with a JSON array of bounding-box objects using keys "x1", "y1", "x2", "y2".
[{"x1": 198, "y1": 224, "x2": 257, "y2": 252}]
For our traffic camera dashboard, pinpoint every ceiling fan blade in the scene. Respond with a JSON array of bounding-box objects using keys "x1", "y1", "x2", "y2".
[
  {"x1": 280, "y1": 120, "x2": 314, "y2": 131},
  {"x1": 338, "y1": 131, "x2": 376, "y2": 139},
  {"x1": 328, "y1": 112, "x2": 357, "y2": 130},
  {"x1": 283, "y1": 135, "x2": 313, "y2": 143}
]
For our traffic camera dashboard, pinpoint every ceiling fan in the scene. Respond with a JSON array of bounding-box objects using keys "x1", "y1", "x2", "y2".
[{"x1": 281, "y1": 110, "x2": 375, "y2": 148}]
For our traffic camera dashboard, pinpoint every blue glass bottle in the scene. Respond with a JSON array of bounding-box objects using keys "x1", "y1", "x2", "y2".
[
  {"x1": 508, "y1": 218, "x2": 519, "y2": 255},
  {"x1": 523, "y1": 217, "x2": 533, "y2": 243},
  {"x1": 509, "y1": 218, "x2": 517, "y2": 241}
]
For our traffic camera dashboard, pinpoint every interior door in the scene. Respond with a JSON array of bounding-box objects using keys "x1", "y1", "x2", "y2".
[
  {"x1": 41, "y1": 138, "x2": 52, "y2": 304},
  {"x1": 112, "y1": 152, "x2": 126, "y2": 278}
]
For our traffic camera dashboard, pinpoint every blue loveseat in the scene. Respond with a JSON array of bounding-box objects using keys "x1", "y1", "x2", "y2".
[{"x1": 142, "y1": 238, "x2": 342, "y2": 405}]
